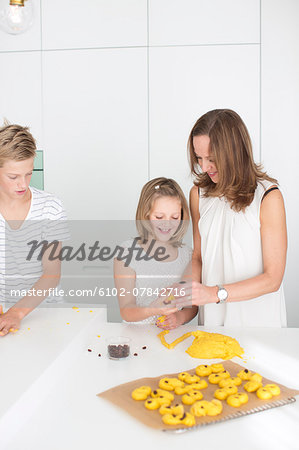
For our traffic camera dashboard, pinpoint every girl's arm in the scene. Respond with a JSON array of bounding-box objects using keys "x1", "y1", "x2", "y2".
[
  {"x1": 0, "y1": 243, "x2": 62, "y2": 336},
  {"x1": 175, "y1": 189, "x2": 287, "y2": 307},
  {"x1": 113, "y1": 258, "x2": 177, "y2": 322}
]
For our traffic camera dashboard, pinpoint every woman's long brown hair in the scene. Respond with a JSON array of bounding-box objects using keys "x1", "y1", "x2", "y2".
[{"x1": 188, "y1": 109, "x2": 277, "y2": 211}]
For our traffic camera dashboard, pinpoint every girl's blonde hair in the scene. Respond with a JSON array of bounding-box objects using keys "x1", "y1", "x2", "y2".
[
  {"x1": 0, "y1": 123, "x2": 36, "y2": 168},
  {"x1": 136, "y1": 177, "x2": 190, "y2": 247},
  {"x1": 188, "y1": 109, "x2": 277, "y2": 211}
]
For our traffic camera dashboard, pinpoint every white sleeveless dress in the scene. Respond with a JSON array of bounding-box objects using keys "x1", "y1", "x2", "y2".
[{"x1": 198, "y1": 180, "x2": 287, "y2": 327}]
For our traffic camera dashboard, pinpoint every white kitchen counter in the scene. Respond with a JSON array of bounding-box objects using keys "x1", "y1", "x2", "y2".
[{"x1": 1, "y1": 308, "x2": 299, "y2": 450}]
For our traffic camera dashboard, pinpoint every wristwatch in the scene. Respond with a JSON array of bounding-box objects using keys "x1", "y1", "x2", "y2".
[{"x1": 216, "y1": 285, "x2": 228, "y2": 304}]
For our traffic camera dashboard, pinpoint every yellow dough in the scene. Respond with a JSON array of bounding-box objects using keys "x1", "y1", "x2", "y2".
[
  {"x1": 178, "y1": 372, "x2": 190, "y2": 382},
  {"x1": 159, "y1": 377, "x2": 184, "y2": 391},
  {"x1": 158, "y1": 395, "x2": 173, "y2": 406},
  {"x1": 206, "y1": 399, "x2": 223, "y2": 416},
  {"x1": 174, "y1": 385, "x2": 191, "y2": 395},
  {"x1": 159, "y1": 403, "x2": 184, "y2": 416},
  {"x1": 158, "y1": 330, "x2": 244, "y2": 360},
  {"x1": 250, "y1": 373, "x2": 263, "y2": 383},
  {"x1": 191, "y1": 399, "x2": 223, "y2": 417},
  {"x1": 226, "y1": 393, "x2": 248, "y2": 407},
  {"x1": 214, "y1": 385, "x2": 238, "y2": 400},
  {"x1": 256, "y1": 387, "x2": 273, "y2": 400},
  {"x1": 131, "y1": 385, "x2": 152, "y2": 400},
  {"x1": 157, "y1": 316, "x2": 166, "y2": 324},
  {"x1": 243, "y1": 380, "x2": 262, "y2": 393},
  {"x1": 162, "y1": 412, "x2": 195, "y2": 427},
  {"x1": 162, "y1": 413, "x2": 182, "y2": 425},
  {"x1": 195, "y1": 364, "x2": 213, "y2": 377},
  {"x1": 211, "y1": 363, "x2": 225, "y2": 373},
  {"x1": 151, "y1": 389, "x2": 174, "y2": 401},
  {"x1": 145, "y1": 394, "x2": 172, "y2": 409},
  {"x1": 144, "y1": 398, "x2": 162, "y2": 410},
  {"x1": 264, "y1": 384, "x2": 281, "y2": 396},
  {"x1": 256, "y1": 384, "x2": 280, "y2": 399},
  {"x1": 219, "y1": 377, "x2": 242, "y2": 388},
  {"x1": 181, "y1": 390, "x2": 203, "y2": 405},
  {"x1": 208, "y1": 373, "x2": 229, "y2": 384},
  {"x1": 237, "y1": 369, "x2": 252, "y2": 380},
  {"x1": 189, "y1": 379, "x2": 208, "y2": 390},
  {"x1": 174, "y1": 378, "x2": 208, "y2": 395},
  {"x1": 181, "y1": 412, "x2": 196, "y2": 427},
  {"x1": 184, "y1": 374, "x2": 201, "y2": 384},
  {"x1": 190, "y1": 400, "x2": 211, "y2": 417}
]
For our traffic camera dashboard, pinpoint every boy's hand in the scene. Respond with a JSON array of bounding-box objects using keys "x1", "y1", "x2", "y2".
[{"x1": 0, "y1": 307, "x2": 22, "y2": 336}]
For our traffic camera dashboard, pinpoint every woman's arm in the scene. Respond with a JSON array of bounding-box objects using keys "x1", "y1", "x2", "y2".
[
  {"x1": 0, "y1": 243, "x2": 62, "y2": 336},
  {"x1": 157, "y1": 186, "x2": 201, "y2": 328},
  {"x1": 113, "y1": 258, "x2": 177, "y2": 322},
  {"x1": 174, "y1": 189, "x2": 287, "y2": 307}
]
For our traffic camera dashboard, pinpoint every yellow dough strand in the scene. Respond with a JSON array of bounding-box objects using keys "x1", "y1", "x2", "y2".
[
  {"x1": 158, "y1": 330, "x2": 193, "y2": 350},
  {"x1": 158, "y1": 330, "x2": 244, "y2": 360}
]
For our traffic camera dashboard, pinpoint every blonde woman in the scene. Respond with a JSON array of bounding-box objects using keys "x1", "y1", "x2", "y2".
[
  {"x1": 114, "y1": 177, "x2": 197, "y2": 328},
  {"x1": 0, "y1": 124, "x2": 68, "y2": 336},
  {"x1": 173, "y1": 109, "x2": 287, "y2": 327}
]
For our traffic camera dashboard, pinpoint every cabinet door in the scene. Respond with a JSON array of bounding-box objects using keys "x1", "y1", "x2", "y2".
[
  {"x1": 149, "y1": 45, "x2": 260, "y2": 198},
  {"x1": 42, "y1": 48, "x2": 148, "y2": 220},
  {"x1": 149, "y1": 0, "x2": 260, "y2": 46},
  {"x1": 0, "y1": 51, "x2": 42, "y2": 145},
  {"x1": 42, "y1": 0, "x2": 147, "y2": 50}
]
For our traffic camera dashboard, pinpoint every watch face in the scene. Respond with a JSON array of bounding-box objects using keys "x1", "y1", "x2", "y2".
[{"x1": 218, "y1": 288, "x2": 228, "y2": 302}]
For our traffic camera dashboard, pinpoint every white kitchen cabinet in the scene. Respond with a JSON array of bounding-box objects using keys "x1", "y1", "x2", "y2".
[
  {"x1": 149, "y1": 44, "x2": 260, "y2": 198},
  {"x1": 41, "y1": 0, "x2": 147, "y2": 50},
  {"x1": 149, "y1": 0, "x2": 260, "y2": 46},
  {"x1": 0, "y1": 51, "x2": 42, "y2": 145},
  {"x1": 42, "y1": 47, "x2": 148, "y2": 219}
]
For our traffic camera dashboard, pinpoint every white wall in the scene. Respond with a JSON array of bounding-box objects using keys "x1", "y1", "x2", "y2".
[
  {"x1": 0, "y1": 0, "x2": 298, "y2": 325},
  {"x1": 261, "y1": 0, "x2": 299, "y2": 327}
]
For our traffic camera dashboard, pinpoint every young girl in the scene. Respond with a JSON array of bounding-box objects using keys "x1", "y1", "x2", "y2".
[
  {"x1": 0, "y1": 123, "x2": 68, "y2": 336},
  {"x1": 114, "y1": 177, "x2": 198, "y2": 328},
  {"x1": 174, "y1": 109, "x2": 287, "y2": 327}
]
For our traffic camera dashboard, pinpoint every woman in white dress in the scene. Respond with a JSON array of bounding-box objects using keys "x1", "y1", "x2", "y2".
[{"x1": 174, "y1": 109, "x2": 287, "y2": 327}]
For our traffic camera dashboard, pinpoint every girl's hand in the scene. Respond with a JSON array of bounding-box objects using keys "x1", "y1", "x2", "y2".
[
  {"x1": 0, "y1": 307, "x2": 22, "y2": 336},
  {"x1": 156, "y1": 311, "x2": 184, "y2": 330},
  {"x1": 149, "y1": 295, "x2": 178, "y2": 316},
  {"x1": 173, "y1": 281, "x2": 216, "y2": 308}
]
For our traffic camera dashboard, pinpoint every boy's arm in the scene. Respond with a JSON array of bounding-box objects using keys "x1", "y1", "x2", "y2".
[{"x1": 0, "y1": 243, "x2": 62, "y2": 336}]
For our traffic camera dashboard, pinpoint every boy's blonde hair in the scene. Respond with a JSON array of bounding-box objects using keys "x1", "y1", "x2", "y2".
[
  {"x1": 136, "y1": 177, "x2": 190, "y2": 247},
  {"x1": 0, "y1": 123, "x2": 36, "y2": 168}
]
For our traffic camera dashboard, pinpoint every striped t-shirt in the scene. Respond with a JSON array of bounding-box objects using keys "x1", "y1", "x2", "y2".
[{"x1": 0, "y1": 187, "x2": 69, "y2": 304}]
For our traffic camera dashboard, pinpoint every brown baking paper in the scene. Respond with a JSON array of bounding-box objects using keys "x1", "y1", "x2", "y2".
[{"x1": 97, "y1": 361, "x2": 299, "y2": 431}]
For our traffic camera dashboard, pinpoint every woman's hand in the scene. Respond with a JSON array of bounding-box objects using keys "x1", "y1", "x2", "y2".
[
  {"x1": 0, "y1": 306, "x2": 23, "y2": 336},
  {"x1": 173, "y1": 281, "x2": 216, "y2": 308}
]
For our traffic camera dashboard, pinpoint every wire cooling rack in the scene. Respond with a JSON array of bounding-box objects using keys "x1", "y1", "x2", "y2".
[{"x1": 164, "y1": 397, "x2": 297, "y2": 433}]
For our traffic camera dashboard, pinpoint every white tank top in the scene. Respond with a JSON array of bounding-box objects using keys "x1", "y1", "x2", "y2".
[
  {"x1": 121, "y1": 238, "x2": 192, "y2": 324},
  {"x1": 198, "y1": 180, "x2": 287, "y2": 327}
]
